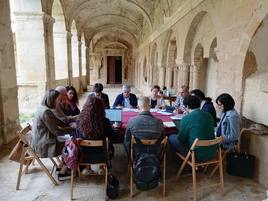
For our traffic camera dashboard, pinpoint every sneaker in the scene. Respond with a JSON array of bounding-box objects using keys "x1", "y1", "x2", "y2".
[
  {"x1": 58, "y1": 172, "x2": 71, "y2": 181},
  {"x1": 81, "y1": 168, "x2": 93, "y2": 176}
]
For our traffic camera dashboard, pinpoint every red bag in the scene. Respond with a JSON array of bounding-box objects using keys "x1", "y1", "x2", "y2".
[{"x1": 62, "y1": 139, "x2": 79, "y2": 170}]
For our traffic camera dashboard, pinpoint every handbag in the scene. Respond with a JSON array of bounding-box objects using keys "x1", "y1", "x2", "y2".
[
  {"x1": 226, "y1": 152, "x2": 255, "y2": 178},
  {"x1": 9, "y1": 140, "x2": 29, "y2": 165},
  {"x1": 106, "y1": 174, "x2": 119, "y2": 200}
]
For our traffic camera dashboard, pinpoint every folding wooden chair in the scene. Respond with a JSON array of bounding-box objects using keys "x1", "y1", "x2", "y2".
[
  {"x1": 16, "y1": 124, "x2": 58, "y2": 190},
  {"x1": 175, "y1": 136, "x2": 224, "y2": 201},
  {"x1": 209, "y1": 128, "x2": 247, "y2": 177},
  {"x1": 70, "y1": 138, "x2": 109, "y2": 200},
  {"x1": 129, "y1": 136, "x2": 168, "y2": 197}
]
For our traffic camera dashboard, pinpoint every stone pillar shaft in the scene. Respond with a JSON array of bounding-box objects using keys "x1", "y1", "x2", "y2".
[
  {"x1": 177, "y1": 62, "x2": 190, "y2": 87},
  {"x1": 0, "y1": 0, "x2": 20, "y2": 146},
  {"x1": 159, "y1": 66, "x2": 166, "y2": 88},
  {"x1": 165, "y1": 67, "x2": 172, "y2": 88},
  {"x1": 66, "y1": 31, "x2": 73, "y2": 85},
  {"x1": 43, "y1": 13, "x2": 55, "y2": 89},
  {"x1": 85, "y1": 46, "x2": 90, "y2": 85},
  {"x1": 78, "y1": 41, "x2": 82, "y2": 92}
]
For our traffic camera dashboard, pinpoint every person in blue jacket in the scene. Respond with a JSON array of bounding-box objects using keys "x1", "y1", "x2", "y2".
[{"x1": 113, "y1": 85, "x2": 137, "y2": 108}]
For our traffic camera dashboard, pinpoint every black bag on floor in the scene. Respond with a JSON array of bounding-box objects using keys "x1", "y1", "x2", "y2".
[
  {"x1": 106, "y1": 174, "x2": 119, "y2": 200},
  {"x1": 135, "y1": 153, "x2": 161, "y2": 190},
  {"x1": 226, "y1": 152, "x2": 255, "y2": 178}
]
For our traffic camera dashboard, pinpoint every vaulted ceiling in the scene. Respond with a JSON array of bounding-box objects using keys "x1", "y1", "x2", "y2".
[{"x1": 58, "y1": 0, "x2": 185, "y2": 47}]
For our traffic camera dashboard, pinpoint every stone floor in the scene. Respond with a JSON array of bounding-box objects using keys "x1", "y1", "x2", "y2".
[{"x1": 1, "y1": 85, "x2": 267, "y2": 201}]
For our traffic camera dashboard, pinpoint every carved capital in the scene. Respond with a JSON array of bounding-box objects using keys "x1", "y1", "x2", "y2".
[{"x1": 43, "y1": 13, "x2": 55, "y2": 25}]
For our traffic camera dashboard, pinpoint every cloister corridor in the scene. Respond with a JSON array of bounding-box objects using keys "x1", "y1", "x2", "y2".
[{"x1": 1, "y1": 0, "x2": 268, "y2": 200}]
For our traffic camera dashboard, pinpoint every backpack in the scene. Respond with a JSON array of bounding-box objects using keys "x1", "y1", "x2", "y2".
[
  {"x1": 135, "y1": 153, "x2": 161, "y2": 190},
  {"x1": 106, "y1": 174, "x2": 119, "y2": 200},
  {"x1": 62, "y1": 139, "x2": 79, "y2": 170}
]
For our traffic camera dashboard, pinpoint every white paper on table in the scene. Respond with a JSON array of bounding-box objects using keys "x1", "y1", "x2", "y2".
[
  {"x1": 156, "y1": 111, "x2": 172, "y2": 115},
  {"x1": 57, "y1": 134, "x2": 71, "y2": 142},
  {"x1": 163, "y1": 121, "x2": 176, "y2": 127},
  {"x1": 170, "y1": 114, "x2": 184, "y2": 120},
  {"x1": 150, "y1": 108, "x2": 159, "y2": 112},
  {"x1": 122, "y1": 108, "x2": 139, "y2": 112}
]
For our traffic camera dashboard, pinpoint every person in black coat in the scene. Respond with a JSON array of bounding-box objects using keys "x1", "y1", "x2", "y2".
[
  {"x1": 88, "y1": 83, "x2": 110, "y2": 109},
  {"x1": 113, "y1": 85, "x2": 137, "y2": 108},
  {"x1": 191, "y1": 89, "x2": 217, "y2": 126}
]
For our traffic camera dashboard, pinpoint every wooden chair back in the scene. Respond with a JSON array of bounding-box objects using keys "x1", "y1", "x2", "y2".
[
  {"x1": 175, "y1": 136, "x2": 224, "y2": 201},
  {"x1": 15, "y1": 124, "x2": 58, "y2": 190},
  {"x1": 70, "y1": 138, "x2": 109, "y2": 200}
]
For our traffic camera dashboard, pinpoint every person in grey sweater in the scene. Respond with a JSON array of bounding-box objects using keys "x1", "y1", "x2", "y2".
[{"x1": 124, "y1": 96, "x2": 165, "y2": 153}]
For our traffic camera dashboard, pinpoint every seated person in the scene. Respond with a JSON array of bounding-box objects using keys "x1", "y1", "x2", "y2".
[
  {"x1": 52, "y1": 86, "x2": 78, "y2": 124},
  {"x1": 31, "y1": 89, "x2": 75, "y2": 179},
  {"x1": 88, "y1": 83, "x2": 110, "y2": 109},
  {"x1": 173, "y1": 85, "x2": 190, "y2": 114},
  {"x1": 77, "y1": 96, "x2": 116, "y2": 175},
  {"x1": 124, "y1": 96, "x2": 165, "y2": 153},
  {"x1": 65, "y1": 86, "x2": 80, "y2": 116},
  {"x1": 150, "y1": 85, "x2": 166, "y2": 109},
  {"x1": 216, "y1": 93, "x2": 240, "y2": 150},
  {"x1": 191, "y1": 89, "x2": 217, "y2": 126},
  {"x1": 168, "y1": 95, "x2": 216, "y2": 162},
  {"x1": 158, "y1": 90, "x2": 167, "y2": 109},
  {"x1": 113, "y1": 85, "x2": 137, "y2": 108}
]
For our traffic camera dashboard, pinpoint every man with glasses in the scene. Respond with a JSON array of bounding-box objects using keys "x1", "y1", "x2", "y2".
[{"x1": 113, "y1": 85, "x2": 137, "y2": 108}]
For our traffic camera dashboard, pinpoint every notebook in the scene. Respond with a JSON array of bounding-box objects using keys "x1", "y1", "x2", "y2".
[{"x1": 105, "y1": 109, "x2": 122, "y2": 123}]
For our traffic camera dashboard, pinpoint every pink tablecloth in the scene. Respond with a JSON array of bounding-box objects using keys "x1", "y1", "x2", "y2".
[{"x1": 114, "y1": 111, "x2": 178, "y2": 143}]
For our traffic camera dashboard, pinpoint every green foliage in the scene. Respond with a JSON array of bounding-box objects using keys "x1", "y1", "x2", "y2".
[{"x1": 19, "y1": 112, "x2": 35, "y2": 124}]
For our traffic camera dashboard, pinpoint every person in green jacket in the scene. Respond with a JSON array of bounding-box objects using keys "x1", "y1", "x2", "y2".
[{"x1": 168, "y1": 95, "x2": 216, "y2": 162}]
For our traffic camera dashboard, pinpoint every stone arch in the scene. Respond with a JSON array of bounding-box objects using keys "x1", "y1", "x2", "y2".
[
  {"x1": 205, "y1": 37, "x2": 218, "y2": 99},
  {"x1": 53, "y1": 0, "x2": 68, "y2": 80},
  {"x1": 159, "y1": 29, "x2": 173, "y2": 87},
  {"x1": 150, "y1": 43, "x2": 159, "y2": 85},
  {"x1": 166, "y1": 36, "x2": 177, "y2": 91},
  {"x1": 183, "y1": 11, "x2": 207, "y2": 64},
  {"x1": 242, "y1": 14, "x2": 268, "y2": 126},
  {"x1": 190, "y1": 43, "x2": 205, "y2": 90}
]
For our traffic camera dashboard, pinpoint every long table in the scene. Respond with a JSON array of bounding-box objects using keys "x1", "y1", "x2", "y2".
[{"x1": 113, "y1": 111, "x2": 179, "y2": 143}]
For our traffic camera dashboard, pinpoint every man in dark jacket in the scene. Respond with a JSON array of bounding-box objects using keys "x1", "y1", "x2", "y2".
[
  {"x1": 190, "y1": 89, "x2": 217, "y2": 126},
  {"x1": 88, "y1": 83, "x2": 110, "y2": 109},
  {"x1": 113, "y1": 85, "x2": 138, "y2": 108}
]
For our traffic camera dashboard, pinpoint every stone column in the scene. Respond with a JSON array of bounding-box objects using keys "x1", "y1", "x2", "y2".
[
  {"x1": 66, "y1": 31, "x2": 73, "y2": 85},
  {"x1": 165, "y1": 67, "x2": 172, "y2": 88},
  {"x1": 189, "y1": 64, "x2": 194, "y2": 90},
  {"x1": 192, "y1": 63, "x2": 200, "y2": 89},
  {"x1": 177, "y1": 62, "x2": 190, "y2": 87},
  {"x1": 0, "y1": 0, "x2": 20, "y2": 146},
  {"x1": 173, "y1": 67, "x2": 178, "y2": 91},
  {"x1": 85, "y1": 45, "x2": 90, "y2": 85},
  {"x1": 78, "y1": 40, "x2": 82, "y2": 92},
  {"x1": 158, "y1": 66, "x2": 166, "y2": 88},
  {"x1": 43, "y1": 13, "x2": 55, "y2": 89}
]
